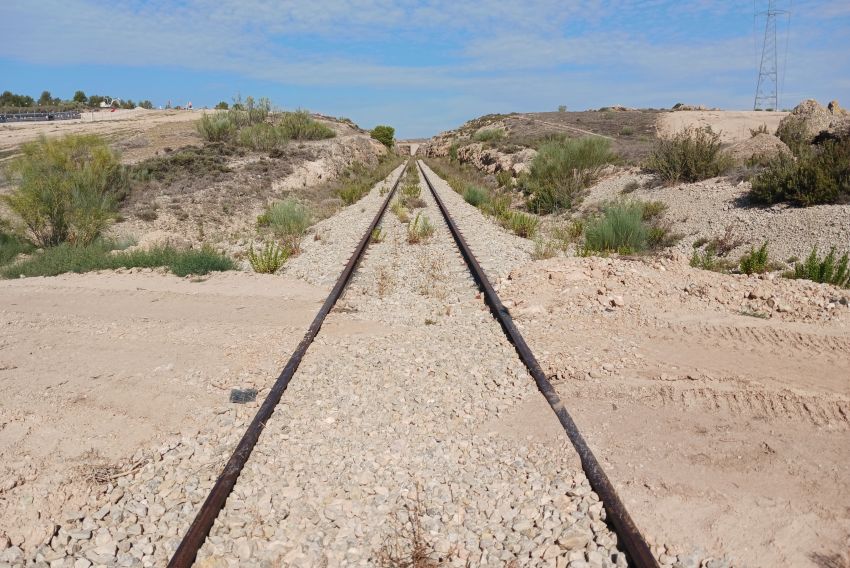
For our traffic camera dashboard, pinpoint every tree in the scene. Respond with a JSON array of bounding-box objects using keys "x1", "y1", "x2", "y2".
[
  {"x1": 370, "y1": 125, "x2": 395, "y2": 149},
  {"x1": 215, "y1": 101, "x2": 229, "y2": 110},
  {"x1": 88, "y1": 94, "x2": 105, "y2": 107},
  {"x1": 0, "y1": 91, "x2": 35, "y2": 107},
  {"x1": 38, "y1": 91, "x2": 53, "y2": 106},
  {"x1": 139, "y1": 100, "x2": 153, "y2": 109},
  {"x1": 73, "y1": 90, "x2": 87, "y2": 103},
  {"x1": 121, "y1": 99, "x2": 136, "y2": 109}
]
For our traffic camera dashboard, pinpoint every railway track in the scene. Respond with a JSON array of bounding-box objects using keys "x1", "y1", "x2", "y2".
[{"x1": 169, "y1": 161, "x2": 657, "y2": 567}]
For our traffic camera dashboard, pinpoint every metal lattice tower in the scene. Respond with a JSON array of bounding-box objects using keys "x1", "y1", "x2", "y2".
[{"x1": 754, "y1": 0, "x2": 787, "y2": 111}]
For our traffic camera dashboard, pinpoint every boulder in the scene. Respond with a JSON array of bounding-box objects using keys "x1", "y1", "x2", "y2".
[
  {"x1": 777, "y1": 99, "x2": 832, "y2": 144},
  {"x1": 727, "y1": 133, "x2": 792, "y2": 164}
]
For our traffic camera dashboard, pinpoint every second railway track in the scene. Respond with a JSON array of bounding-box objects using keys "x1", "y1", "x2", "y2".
[{"x1": 170, "y1": 160, "x2": 656, "y2": 567}]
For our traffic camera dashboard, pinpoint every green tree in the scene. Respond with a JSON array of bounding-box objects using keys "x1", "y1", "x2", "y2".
[
  {"x1": 88, "y1": 94, "x2": 105, "y2": 107},
  {"x1": 215, "y1": 101, "x2": 229, "y2": 110},
  {"x1": 0, "y1": 91, "x2": 35, "y2": 107},
  {"x1": 371, "y1": 125, "x2": 395, "y2": 149},
  {"x1": 38, "y1": 90, "x2": 53, "y2": 106},
  {"x1": 139, "y1": 100, "x2": 153, "y2": 109},
  {"x1": 73, "y1": 90, "x2": 87, "y2": 103}
]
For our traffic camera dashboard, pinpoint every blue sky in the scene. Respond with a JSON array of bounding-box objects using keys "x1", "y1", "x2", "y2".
[{"x1": 2, "y1": 0, "x2": 848, "y2": 138}]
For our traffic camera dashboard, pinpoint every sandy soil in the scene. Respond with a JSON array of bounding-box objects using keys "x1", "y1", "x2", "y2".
[
  {"x1": 0, "y1": 109, "x2": 206, "y2": 165},
  {"x1": 0, "y1": 270, "x2": 324, "y2": 548},
  {"x1": 657, "y1": 111, "x2": 788, "y2": 143},
  {"x1": 500, "y1": 256, "x2": 850, "y2": 567}
]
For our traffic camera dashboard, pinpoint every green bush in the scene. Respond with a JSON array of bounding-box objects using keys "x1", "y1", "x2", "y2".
[
  {"x1": 215, "y1": 101, "x2": 229, "y2": 110},
  {"x1": 463, "y1": 185, "x2": 490, "y2": 207},
  {"x1": 583, "y1": 202, "x2": 648, "y2": 254},
  {"x1": 499, "y1": 211, "x2": 539, "y2": 238},
  {"x1": 0, "y1": 241, "x2": 234, "y2": 279},
  {"x1": 645, "y1": 126, "x2": 732, "y2": 184},
  {"x1": 238, "y1": 123, "x2": 288, "y2": 151},
  {"x1": 750, "y1": 138, "x2": 850, "y2": 206},
  {"x1": 259, "y1": 199, "x2": 311, "y2": 249},
  {"x1": 371, "y1": 125, "x2": 395, "y2": 149},
  {"x1": 789, "y1": 247, "x2": 849, "y2": 287},
  {"x1": 278, "y1": 110, "x2": 335, "y2": 140},
  {"x1": 2, "y1": 135, "x2": 128, "y2": 247},
  {"x1": 473, "y1": 129, "x2": 505, "y2": 143},
  {"x1": 523, "y1": 137, "x2": 616, "y2": 214},
  {"x1": 0, "y1": 230, "x2": 34, "y2": 266},
  {"x1": 739, "y1": 242, "x2": 769, "y2": 275},
  {"x1": 197, "y1": 113, "x2": 237, "y2": 142},
  {"x1": 247, "y1": 240, "x2": 290, "y2": 274}
]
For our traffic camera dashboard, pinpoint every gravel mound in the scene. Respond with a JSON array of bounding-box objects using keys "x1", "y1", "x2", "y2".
[{"x1": 727, "y1": 133, "x2": 791, "y2": 164}]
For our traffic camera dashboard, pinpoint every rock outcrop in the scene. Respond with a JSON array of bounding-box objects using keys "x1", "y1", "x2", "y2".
[
  {"x1": 777, "y1": 99, "x2": 836, "y2": 145},
  {"x1": 728, "y1": 133, "x2": 792, "y2": 164}
]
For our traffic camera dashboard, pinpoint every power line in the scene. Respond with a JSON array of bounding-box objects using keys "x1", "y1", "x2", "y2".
[{"x1": 754, "y1": 0, "x2": 789, "y2": 111}]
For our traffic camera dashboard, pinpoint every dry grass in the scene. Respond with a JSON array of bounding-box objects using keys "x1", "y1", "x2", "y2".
[{"x1": 374, "y1": 488, "x2": 457, "y2": 568}]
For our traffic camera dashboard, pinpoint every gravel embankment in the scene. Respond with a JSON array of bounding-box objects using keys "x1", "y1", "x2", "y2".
[
  {"x1": 418, "y1": 161, "x2": 533, "y2": 284},
  {"x1": 194, "y1": 167, "x2": 625, "y2": 567}
]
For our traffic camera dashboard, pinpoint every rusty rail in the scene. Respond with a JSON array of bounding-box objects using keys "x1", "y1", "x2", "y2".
[
  {"x1": 168, "y1": 165, "x2": 406, "y2": 567},
  {"x1": 417, "y1": 160, "x2": 659, "y2": 568}
]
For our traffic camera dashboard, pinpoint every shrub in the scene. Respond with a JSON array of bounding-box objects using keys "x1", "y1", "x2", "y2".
[
  {"x1": 238, "y1": 123, "x2": 287, "y2": 151},
  {"x1": 523, "y1": 137, "x2": 616, "y2": 214},
  {"x1": 645, "y1": 126, "x2": 732, "y2": 184},
  {"x1": 407, "y1": 213, "x2": 434, "y2": 244},
  {"x1": 750, "y1": 138, "x2": 850, "y2": 206},
  {"x1": 463, "y1": 185, "x2": 490, "y2": 207},
  {"x1": 750, "y1": 123, "x2": 770, "y2": 137},
  {"x1": 259, "y1": 199, "x2": 311, "y2": 250},
  {"x1": 473, "y1": 129, "x2": 505, "y2": 143},
  {"x1": 391, "y1": 201, "x2": 410, "y2": 223},
  {"x1": 739, "y1": 242, "x2": 769, "y2": 275},
  {"x1": 371, "y1": 125, "x2": 395, "y2": 149},
  {"x1": 0, "y1": 241, "x2": 234, "y2": 279},
  {"x1": 215, "y1": 101, "x2": 229, "y2": 110},
  {"x1": 448, "y1": 142, "x2": 459, "y2": 162},
  {"x1": 247, "y1": 240, "x2": 290, "y2": 274},
  {"x1": 622, "y1": 180, "x2": 640, "y2": 193},
  {"x1": 500, "y1": 211, "x2": 539, "y2": 238},
  {"x1": 583, "y1": 202, "x2": 648, "y2": 254},
  {"x1": 776, "y1": 118, "x2": 810, "y2": 157},
  {"x1": 371, "y1": 227, "x2": 385, "y2": 243},
  {"x1": 278, "y1": 110, "x2": 335, "y2": 140},
  {"x1": 552, "y1": 219, "x2": 584, "y2": 248},
  {"x1": 532, "y1": 238, "x2": 558, "y2": 260},
  {"x1": 789, "y1": 247, "x2": 849, "y2": 287},
  {"x1": 496, "y1": 170, "x2": 513, "y2": 188},
  {"x1": 2, "y1": 135, "x2": 128, "y2": 247},
  {"x1": 0, "y1": 230, "x2": 34, "y2": 266},
  {"x1": 197, "y1": 113, "x2": 237, "y2": 142}
]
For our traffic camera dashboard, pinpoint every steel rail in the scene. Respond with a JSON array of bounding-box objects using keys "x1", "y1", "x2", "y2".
[
  {"x1": 168, "y1": 164, "x2": 406, "y2": 567},
  {"x1": 417, "y1": 160, "x2": 659, "y2": 568}
]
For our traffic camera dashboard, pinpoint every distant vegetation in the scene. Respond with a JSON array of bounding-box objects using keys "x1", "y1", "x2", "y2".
[
  {"x1": 197, "y1": 98, "x2": 335, "y2": 150},
  {"x1": 521, "y1": 137, "x2": 616, "y2": 214},
  {"x1": 472, "y1": 129, "x2": 505, "y2": 144},
  {"x1": 371, "y1": 125, "x2": 395, "y2": 149},
  {"x1": 645, "y1": 126, "x2": 732, "y2": 184},
  {"x1": 1, "y1": 89, "x2": 154, "y2": 109}
]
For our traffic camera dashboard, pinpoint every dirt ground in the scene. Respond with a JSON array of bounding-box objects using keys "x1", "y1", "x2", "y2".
[
  {"x1": 0, "y1": 270, "x2": 324, "y2": 548},
  {"x1": 499, "y1": 255, "x2": 850, "y2": 567},
  {"x1": 657, "y1": 110, "x2": 788, "y2": 143},
  {"x1": 0, "y1": 109, "x2": 205, "y2": 166}
]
